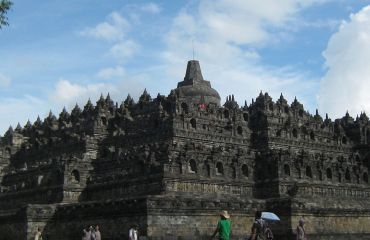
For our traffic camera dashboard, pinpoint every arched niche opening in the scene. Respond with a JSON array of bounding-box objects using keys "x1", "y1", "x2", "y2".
[
  {"x1": 243, "y1": 113, "x2": 249, "y2": 122},
  {"x1": 190, "y1": 118, "x2": 196, "y2": 129},
  {"x1": 237, "y1": 126, "x2": 243, "y2": 135},
  {"x1": 292, "y1": 129, "x2": 298, "y2": 138},
  {"x1": 284, "y1": 164, "x2": 290, "y2": 176},
  {"x1": 188, "y1": 159, "x2": 197, "y2": 173},
  {"x1": 101, "y1": 116, "x2": 107, "y2": 126},
  {"x1": 345, "y1": 168, "x2": 351, "y2": 182},
  {"x1": 181, "y1": 102, "x2": 189, "y2": 114},
  {"x1": 310, "y1": 131, "x2": 315, "y2": 141},
  {"x1": 204, "y1": 162, "x2": 211, "y2": 177},
  {"x1": 363, "y1": 172, "x2": 369, "y2": 184},
  {"x1": 216, "y1": 162, "x2": 224, "y2": 175},
  {"x1": 269, "y1": 102, "x2": 274, "y2": 111},
  {"x1": 306, "y1": 166, "x2": 312, "y2": 178},
  {"x1": 276, "y1": 130, "x2": 281, "y2": 137},
  {"x1": 326, "y1": 168, "x2": 332, "y2": 180},
  {"x1": 71, "y1": 170, "x2": 80, "y2": 183},
  {"x1": 242, "y1": 164, "x2": 249, "y2": 177}
]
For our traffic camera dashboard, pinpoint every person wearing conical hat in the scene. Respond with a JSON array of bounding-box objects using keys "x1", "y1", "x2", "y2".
[{"x1": 211, "y1": 210, "x2": 232, "y2": 240}]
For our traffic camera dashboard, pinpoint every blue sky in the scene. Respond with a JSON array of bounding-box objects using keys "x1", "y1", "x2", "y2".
[{"x1": 1, "y1": 0, "x2": 370, "y2": 134}]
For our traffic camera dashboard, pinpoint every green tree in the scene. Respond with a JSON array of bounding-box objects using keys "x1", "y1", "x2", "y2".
[{"x1": 0, "y1": 0, "x2": 12, "y2": 29}]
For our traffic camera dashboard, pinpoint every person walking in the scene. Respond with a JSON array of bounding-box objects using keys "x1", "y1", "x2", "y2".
[
  {"x1": 249, "y1": 211, "x2": 273, "y2": 240},
  {"x1": 34, "y1": 227, "x2": 43, "y2": 240},
  {"x1": 296, "y1": 218, "x2": 307, "y2": 240},
  {"x1": 82, "y1": 229, "x2": 88, "y2": 240},
  {"x1": 211, "y1": 210, "x2": 232, "y2": 240},
  {"x1": 129, "y1": 225, "x2": 138, "y2": 240},
  {"x1": 95, "y1": 225, "x2": 101, "y2": 240},
  {"x1": 90, "y1": 225, "x2": 97, "y2": 240},
  {"x1": 85, "y1": 226, "x2": 92, "y2": 240}
]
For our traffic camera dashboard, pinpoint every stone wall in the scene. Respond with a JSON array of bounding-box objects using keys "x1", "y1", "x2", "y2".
[
  {"x1": 21, "y1": 196, "x2": 265, "y2": 240},
  {"x1": 2, "y1": 60, "x2": 370, "y2": 239}
]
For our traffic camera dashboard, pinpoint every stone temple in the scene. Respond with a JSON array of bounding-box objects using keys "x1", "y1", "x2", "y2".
[{"x1": 1, "y1": 60, "x2": 370, "y2": 240}]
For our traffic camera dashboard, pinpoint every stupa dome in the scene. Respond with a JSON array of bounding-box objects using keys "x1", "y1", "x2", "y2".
[{"x1": 175, "y1": 60, "x2": 221, "y2": 106}]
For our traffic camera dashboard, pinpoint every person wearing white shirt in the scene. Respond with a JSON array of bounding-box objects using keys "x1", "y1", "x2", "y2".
[
  {"x1": 129, "y1": 225, "x2": 138, "y2": 240},
  {"x1": 34, "y1": 227, "x2": 42, "y2": 240}
]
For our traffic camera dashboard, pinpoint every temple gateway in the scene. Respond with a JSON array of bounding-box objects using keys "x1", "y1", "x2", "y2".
[{"x1": 1, "y1": 60, "x2": 370, "y2": 240}]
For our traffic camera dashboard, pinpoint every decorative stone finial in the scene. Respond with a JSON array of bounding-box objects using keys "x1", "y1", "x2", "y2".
[
  {"x1": 35, "y1": 116, "x2": 42, "y2": 126},
  {"x1": 25, "y1": 120, "x2": 32, "y2": 128},
  {"x1": 124, "y1": 94, "x2": 134, "y2": 106},
  {"x1": 182, "y1": 60, "x2": 204, "y2": 85},
  {"x1": 15, "y1": 123, "x2": 22, "y2": 132},
  {"x1": 72, "y1": 104, "x2": 81, "y2": 116}
]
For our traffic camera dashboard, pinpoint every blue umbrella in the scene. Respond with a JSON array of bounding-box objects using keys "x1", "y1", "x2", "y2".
[{"x1": 261, "y1": 212, "x2": 280, "y2": 221}]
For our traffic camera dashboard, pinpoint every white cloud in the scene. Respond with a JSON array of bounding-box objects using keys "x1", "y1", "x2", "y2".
[
  {"x1": 50, "y1": 79, "x2": 118, "y2": 107},
  {"x1": 49, "y1": 76, "x2": 148, "y2": 110},
  {"x1": 81, "y1": 11, "x2": 140, "y2": 62},
  {"x1": 0, "y1": 73, "x2": 11, "y2": 87},
  {"x1": 0, "y1": 95, "x2": 48, "y2": 135},
  {"x1": 109, "y1": 40, "x2": 140, "y2": 60},
  {"x1": 160, "y1": 0, "x2": 326, "y2": 110},
  {"x1": 0, "y1": 73, "x2": 153, "y2": 134},
  {"x1": 97, "y1": 66, "x2": 126, "y2": 79},
  {"x1": 0, "y1": 73, "x2": 151, "y2": 134},
  {"x1": 1, "y1": 1, "x2": 338, "y2": 134},
  {"x1": 319, "y1": 5, "x2": 370, "y2": 118},
  {"x1": 298, "y1": 19, "x2": 340, "y2": 29},
  {"x1": 141, "y1": 3, "x2": 161, "y2": 14},
  {"x1": 80, "y1": 12, "x2": 130, "y2": 42},
  {"x1": 193, "y1": 0, "x2": 331, "y2": 45}
]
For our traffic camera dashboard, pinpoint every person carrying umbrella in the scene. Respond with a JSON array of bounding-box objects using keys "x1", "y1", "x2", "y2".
[
  {"x1": 210, "y1": 210, "x2": 232, "y2": 240},
  {"x1": 249, "y1": 211, "x2": 274, "y2": 240}
]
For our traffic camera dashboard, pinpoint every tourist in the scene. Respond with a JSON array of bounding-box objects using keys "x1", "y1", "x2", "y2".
[
  {"x1": 249, "y1": 211, "x2": 273, "y2": 240},
  {"x1": 296, "y1": 218, "x2": 307, "y2": 240},
  {"x1": 90, "y1": 225, "x2": 96, "y2": 240},
  {"x1": 210, "y1": 210, "x2": 232, "y2": 240},
  {"x1": 129, "y1": 224, "x2": 139, "y2": 240},
  {"x1": 264, "y1": 221, "x2": 274, "y2": 240},
  {"x1": 82, "y1": 229, "x2": 87, "y2": 240},
  {"x1": 95, "y1": 225, "x2": 101, "y2": 240},
  {"x1": 85, "y1": 226, "x2": 92, "y2": 240},
  {"x1": 34, "y1": 227, "x2": 43, "y2": 240}
]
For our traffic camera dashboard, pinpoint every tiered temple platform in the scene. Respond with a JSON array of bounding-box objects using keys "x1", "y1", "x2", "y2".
[{"x1": 1, "y1": 61, "x2": 370, "y2": 240}]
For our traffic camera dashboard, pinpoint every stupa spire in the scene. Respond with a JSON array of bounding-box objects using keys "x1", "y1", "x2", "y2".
[{"x1": 181, "y1": 60, "x2": 204, "y2": 86}]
